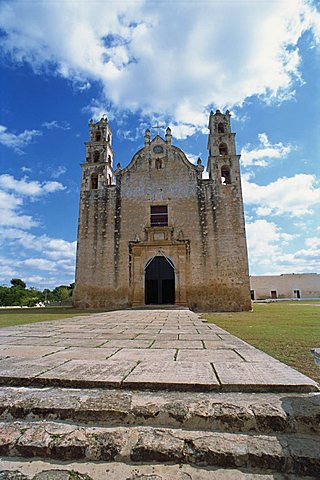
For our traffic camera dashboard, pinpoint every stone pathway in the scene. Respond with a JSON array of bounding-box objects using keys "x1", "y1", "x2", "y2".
[
  {"x1": 0, "y1": 309, "x2": 317, "y2": 392},
  {"x1": 0, "y1": 309, "x2": 320, "y2": 478}
]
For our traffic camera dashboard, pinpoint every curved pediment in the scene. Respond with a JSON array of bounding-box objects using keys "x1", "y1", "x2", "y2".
[{"x1": 120, "y1": 134, "x2": 203, "y2": 176}]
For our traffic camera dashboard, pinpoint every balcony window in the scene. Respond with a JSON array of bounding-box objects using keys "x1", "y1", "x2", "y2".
[{"x1": 150, "y1": 205, "x2": 168, "y2": 227}]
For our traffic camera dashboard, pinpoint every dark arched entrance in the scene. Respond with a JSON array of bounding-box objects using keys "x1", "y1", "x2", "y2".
[{"x1": 145, "y1": 256, "x2": 175, "y2": 305}]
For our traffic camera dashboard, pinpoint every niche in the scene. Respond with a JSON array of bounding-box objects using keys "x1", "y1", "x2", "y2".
[
  {"x1": 219, "y1": 143, "x2": 228, "y2": 155},
  {"x1": 221, "y1": 165, "x2": 231, "y2": 184}
]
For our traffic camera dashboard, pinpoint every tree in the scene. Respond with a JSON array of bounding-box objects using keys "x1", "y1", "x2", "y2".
[
  {"x1": 10, "y1": 278, "x2": 26, "y2": 289},
  {"x1": 52, "y1": 285, "x2": 72, "y2": 302}
]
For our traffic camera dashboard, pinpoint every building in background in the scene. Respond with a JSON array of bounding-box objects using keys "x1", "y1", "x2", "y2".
[
  {"x1": 250, "y1": 274, "x2": 320, "y2": 300},
  {"x1": 73, "y1": 111, "x2": 251, "y2": 311}
]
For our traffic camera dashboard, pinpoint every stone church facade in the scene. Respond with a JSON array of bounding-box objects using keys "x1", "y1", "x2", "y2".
[{"x1": 73, "y1": 111, "x2": 251, "y2": 311}]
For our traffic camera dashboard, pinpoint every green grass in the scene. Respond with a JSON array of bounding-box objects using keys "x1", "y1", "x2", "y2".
[
  {"x1": 203, "y1": 302, "x2": 320, "y2": 384},
  {"x1": 0, "y1": 306, "x2": 106, "y2": 328}
]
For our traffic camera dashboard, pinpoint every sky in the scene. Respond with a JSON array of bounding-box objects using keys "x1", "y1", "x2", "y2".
[{"x1": 0, "y1": 0, "x2": 319, "y2": 290}]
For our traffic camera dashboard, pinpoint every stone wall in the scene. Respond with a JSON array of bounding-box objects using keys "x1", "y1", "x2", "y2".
[
  {"x1": 73, "y1": 114, "x2": 251, "y2": 311},
  {"x1": 250, "y1": 273, "x2": 320, "y2": 300}
]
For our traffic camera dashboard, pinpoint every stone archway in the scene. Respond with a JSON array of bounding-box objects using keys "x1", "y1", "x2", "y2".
[{"x1": 145, "y1": 256, "x2": 175, "y2": 305}]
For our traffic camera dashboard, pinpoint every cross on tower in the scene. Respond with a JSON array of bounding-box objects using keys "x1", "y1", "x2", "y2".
[{"x1": 152, "y1": 123, "x2": 165, "y2": 136}]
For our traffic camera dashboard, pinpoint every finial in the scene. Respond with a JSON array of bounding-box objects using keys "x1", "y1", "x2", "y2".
[
  {"x1": 197, "y1": 157, "x2": 202, "y2": 166},
  {"x1": 165, "y1": 126, "x2": 172, "y2": 144},
  {"x1": 144, "y1": 129, "x2": 151, "y2": 145}
]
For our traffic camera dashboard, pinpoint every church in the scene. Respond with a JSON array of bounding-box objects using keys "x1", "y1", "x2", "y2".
[{"x1": 73, "y1": 110, "x2": 251, "y2": 311}]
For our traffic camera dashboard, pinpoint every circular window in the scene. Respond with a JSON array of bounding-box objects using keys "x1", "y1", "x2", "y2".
[{"x1": 153, "y1": 145, "x2": 164, "y2": 154}]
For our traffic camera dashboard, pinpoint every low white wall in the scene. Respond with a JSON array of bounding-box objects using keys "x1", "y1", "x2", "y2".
[{"x1": 250, "y1": 274, "x2": 320, "y2": 300}]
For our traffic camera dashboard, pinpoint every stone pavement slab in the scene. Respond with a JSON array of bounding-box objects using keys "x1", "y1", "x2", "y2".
[
  {"x1": 43, "y1": 347, "x2": 119, "y2": 361},
  {"x1": 123, "y1": 360, "x2": 220, "y2": 390},
  {"x1": 151, "y1": 340, "x2": 203, "y2": 349},
  {"x1": 0, "y1": 308, "x2": 318, "y2": 393},
  {"x1": 0, "y1": 357, "x2": 67, "y2": 386},
  {"x1": 0, "y1": 346, "x2": 64, "y2": 358},
  {"x1": 214, "y1": 362, "x2": 317, "y2": 393},
  {"x1": 37, "y1": 359, "x2": 138, "y2": 388},
  {"x1": 102, "y1": 339, "x2": 154, "y2": 348},
  {"x1": 110, "y1": 348, "x2": 176, "y2": 361},
  {"x1": 177, "y1": 349, "x2": 243, "y2": 362}
]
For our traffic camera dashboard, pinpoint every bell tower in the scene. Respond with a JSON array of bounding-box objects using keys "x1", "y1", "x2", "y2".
[
  {"x1": 82, "y1": 116, "x2": 114, "y2": 191},
  {"x1": 205, "y1": 109, "x2": 250, "y2": 309},
  {"x1": 207, "y1": 109, "x2": 240, "y2": 186}
]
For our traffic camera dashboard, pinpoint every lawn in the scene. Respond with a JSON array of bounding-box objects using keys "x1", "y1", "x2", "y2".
[
  {"x1": 204, "y1": 301, "x2": 320, "y2": 384},
  {"x1": 0, "y1": 306, "x2": 106, "y2": 328}
]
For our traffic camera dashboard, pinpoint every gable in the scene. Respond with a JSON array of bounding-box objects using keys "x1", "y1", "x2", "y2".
[{"x1": 120, "y1": 136, "x2": 203, "y2": 200}]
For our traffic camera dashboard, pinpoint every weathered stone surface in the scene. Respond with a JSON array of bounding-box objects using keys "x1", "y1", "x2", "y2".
[
  {"x1": 73, "y1": 115, "x2": 251, "y2": 312},
  {"x1": 1, "y1": 387, "x2": 319, "y2": 434},
  {"x1": 123, "y1": 361, "x2": 220, "y2": 390},
  {"x1": 0, "y1": 472, "x2": 29, "y2": 480},
  {"x1": 151, "y1": 340, "x2": 203, "y2": 349},
  {"x1": 0, "y1": 471, "x2": 92, "y2": 480},
  {"x1": 100, "y1": 340, "x2": 154, "y2": 348},
  {"x1": 215, "y1": 362, "x2": 319, "y2": 392},
  {"x1": 0, "y1": 422, "x2": 319, "y2": 475},
  {"x1": 110, "y1": 348, "x2": 176, "y2": 361},
  {"x1": 0, "y1": 310, "x2": 318, "y2": 393},
  {"x1": 0, "y1": 347, "x2": 64, "y2": 358},
  {"x1": 176, "y1": 349, "x2": 243, "y2": 362},
  {"x1": 0, "y1": 358, "x2": 67, "y2": 386},
  {"x1": 234, "y1": 349, "x2": 281, "y2": 363},
  {"x1": 1, "y1": 461, "x2": 317, "y2": 480},
  {"x1": 43, "y1": 347, "x2": 118, "y2": 361},
  {"x1": 36, "y1": 360, "x2": 138, "y2": 388},
  {"x1": 0, "y1": 306, "x2": 319, "y2": 480}
]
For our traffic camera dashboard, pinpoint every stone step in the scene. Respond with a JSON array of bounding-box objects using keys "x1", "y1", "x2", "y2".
[
  {"x1": 0, "y1": 460, "x2": 318, "y2": 480},
  {"x1": 0, "y1": 387, "x2": 319, "y2": 435},
  {"x1": 0, "y1": 421, "x2": 319, "y2": 477}
]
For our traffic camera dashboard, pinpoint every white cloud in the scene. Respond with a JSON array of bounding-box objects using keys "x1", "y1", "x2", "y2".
[
  {"x1": 0, "y1": 190, "x2": 36, "y2": 228},
  {"x1": 0, "y1": 174, "x2": 65, "y2": 197},
  {"x1": 0, "y1": 228, "x2": 76, "y2": 288},
  {"x1": 0, "y1": 125, "x2": 42, "y2": 154},
  {"x1": 243, "y1": 173, "x2": 320, "y2": 217},
  {"x1": 42, "y1": 120, "x2": 71, "y2": 130},
  {"x1": 241, "y1": 133, "x2": 293, "y2": 167},
  {"x1": 0, "y1": 228, "x2": 76, "y2": 260},
  {"x1": 21, "y1": 166, "x2": 32, "y2": 173},
  {"x1": 169, "y1": 124, "x2": 197, "y2": 140},
  {"x1": 0, "y1": 174, "x2": 66, "y2": 232},
  {"x1": 0, "y1": 0, "x2": 319, "y2": 131},
  {"x1": 246, "y1": 219, "x2": 294, "y2": 264},
  {"x1": 269, "y1": 247, "x2": 320, "y2": 274},
  {"x1": 50, "y1": 166, "x2": 67, "y2": 179},
  {"x1": 23, "y1": 258, "x2": 57, "y2": 271},
  {"x1": 305, "y1": 237, "x2": 320, "y2": 249},
  {"x1": 0, "y1": 257, "x2": 19, "y2": 281}
]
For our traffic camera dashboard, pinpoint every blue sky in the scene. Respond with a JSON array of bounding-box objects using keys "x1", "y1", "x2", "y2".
[{"x1": 0, "y1": 0, "x2": 319, "y2": 289}]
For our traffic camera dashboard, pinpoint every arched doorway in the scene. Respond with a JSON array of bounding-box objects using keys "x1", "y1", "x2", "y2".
[{"x1": 145, "y1": 256, "x2": 175, "y2": 304}]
